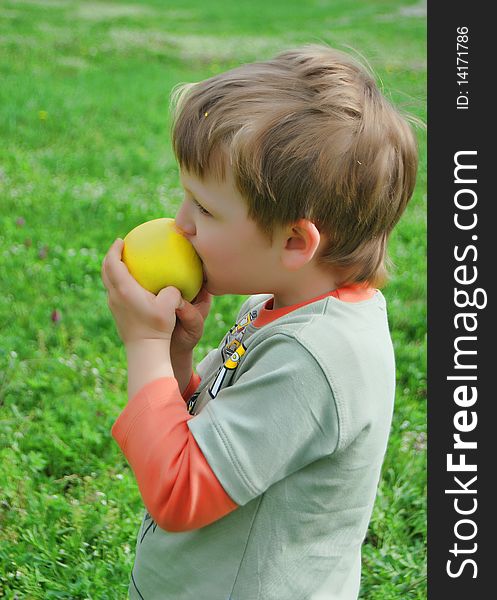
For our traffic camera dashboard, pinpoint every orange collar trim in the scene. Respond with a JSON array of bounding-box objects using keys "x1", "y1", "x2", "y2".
[{"x1": 253, "y1": 284, "x2": 376, "y2": 328}]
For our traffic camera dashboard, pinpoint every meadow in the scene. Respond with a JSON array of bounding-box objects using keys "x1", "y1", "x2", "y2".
[{"x1": 0, "y1": 0, "x2": 426, "y2": 597}]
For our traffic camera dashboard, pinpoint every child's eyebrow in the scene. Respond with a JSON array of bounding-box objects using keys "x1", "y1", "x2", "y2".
[
  {"x1": 184, "y1": 185, "x2": 207, "y2": 206},
  {"x1": 181, "y1": 179, "x2": 211, "y2": 209}
]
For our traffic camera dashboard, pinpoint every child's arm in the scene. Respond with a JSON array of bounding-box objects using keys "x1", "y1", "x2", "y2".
[
  {"x1": 101, "y1": 239, "x2": 211, "y2": 397},
  {"x1": 170, "y1": 287, "x2": 211, "y2": 394},
  {"x1": 126, "y1": 342, "x2": 201, "y2": 401},
  {"x1": 111, "y1": 377, "x2": 238, "y2": 531},
  {"x1": 125, "y1": 339, "x2": 173, "y2": 399},
  {"x1": 171, "y1": 350, "x2": 194, "y2": 395},
  {"x1": 102, "y1": 239, "x2": 236, "y2": 531}
]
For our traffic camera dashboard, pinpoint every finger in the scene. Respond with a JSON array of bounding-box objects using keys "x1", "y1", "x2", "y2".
[
  {"x1": 102, "y1": 238, "x2": 122, "y2": 281},
  {"x1": 103, "y1": 239, "x2": 133, "y2": 290},
  {"x1": 176, "y1": 298, "x2": 212, "y2": 333},
  {"x1": 192, "y1": 286, "x2": 210, "y2": 305},
  {"x1": 191, "y1": 287, "x2": 213, "y2": 320},
  {"x1": 156, "y1": 285, "x2": 183, "y2": 310},
  {"x1": 101, "y1": 267, "x2": 117, "y2": 300},
  {"x1": 174, "y1": 295, "x2": 205, "y2": 335},
  {"x1": 101, "y1": 248, "x2": 116, "y2": 292},
  {"x1": 101, "y1": 264, "x2": 111, "y2": 292}
]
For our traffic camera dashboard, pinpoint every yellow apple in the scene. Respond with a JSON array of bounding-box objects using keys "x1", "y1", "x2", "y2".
[{"x1": 122, "y1": 218, "x2": 203, "y2": 301}]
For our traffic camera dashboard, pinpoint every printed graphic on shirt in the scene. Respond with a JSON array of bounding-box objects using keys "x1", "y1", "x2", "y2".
[
  {"x1": 187, "y1": 307, "x2": 257, "y2": 415},
  {"x1": 187, "y1": 390, "x2": 201, "y2": 415},
  {"x1": 209, "y1": 343, "x2": 246, "y2": 398},
  {"x1": 222, "y1": 309, "x2": 257, "y2": 361}
]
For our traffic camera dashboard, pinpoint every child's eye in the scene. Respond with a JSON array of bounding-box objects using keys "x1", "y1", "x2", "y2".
[{"x1": 192, "y1": 197, "x2": 212, "y2": 217}]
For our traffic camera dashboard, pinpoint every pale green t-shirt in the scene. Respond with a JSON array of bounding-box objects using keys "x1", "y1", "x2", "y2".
[{"x1": 128, "y1": 291, "x2": 395, "y2": 599}]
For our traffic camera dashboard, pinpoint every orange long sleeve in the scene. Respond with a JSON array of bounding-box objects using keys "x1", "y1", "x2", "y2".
[
  {"x1": 111, "y1": 377, "x2": 238, "y2": 532},
  {"x1": 180, "y1": 371, "x2": 202, "y2": 401}
]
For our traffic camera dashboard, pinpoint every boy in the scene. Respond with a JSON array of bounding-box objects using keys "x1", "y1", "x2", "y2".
[{"x1": 101, "y1": 44, "x2": 418, "y2": 599}]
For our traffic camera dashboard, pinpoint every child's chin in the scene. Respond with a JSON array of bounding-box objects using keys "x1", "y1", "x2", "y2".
[
  {"x1": 204, "y1": 280, "x2": 228, "y2": 297},
  {"x1": 203, "y1": 274, "x2": 249, "y2": 296}
]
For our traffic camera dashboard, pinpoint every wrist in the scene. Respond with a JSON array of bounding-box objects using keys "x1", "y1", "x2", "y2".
[
  {"x1": 125, "y1": 337, "x2": 172, "y2": 351},
  {"x1": 125, "y1": 339, "x2": 174, "y2": 400},
  {"x1": 171, "y1": 350, "x2": 194, "y2": 395},
  {"x1": 171, "y1": 347, "x2": 193, "y2": 366}
]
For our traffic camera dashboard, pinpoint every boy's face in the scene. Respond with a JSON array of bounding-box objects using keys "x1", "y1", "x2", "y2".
[{"x1": 175, "y1": 165, "x2": 280, "y2": 297}]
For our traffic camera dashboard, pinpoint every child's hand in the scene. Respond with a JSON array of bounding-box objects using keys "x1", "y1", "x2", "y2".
[
  {"x1": 101, "y1": 238, "x2": 183, "y2": 345},
  {"x1": 172, "y1": 286, "x2": 212, "y2": 356}
]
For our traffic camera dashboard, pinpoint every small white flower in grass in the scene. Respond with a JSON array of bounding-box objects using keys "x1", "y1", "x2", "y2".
[
  {"x1": 115, "y1": 473, "x2": 124, "y2": 480},
  {"x1": 401, "y1": 430, "x2": 427, "y2": 453}
]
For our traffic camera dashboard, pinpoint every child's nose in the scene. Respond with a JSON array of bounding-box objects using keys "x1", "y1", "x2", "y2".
[{"x1": 175, "y1": 202, "x2": 196, "y2": 238}]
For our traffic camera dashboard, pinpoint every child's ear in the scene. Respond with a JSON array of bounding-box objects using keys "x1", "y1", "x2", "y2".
[{"x1": 281, "y1": 219, "x2": 321, "y2": 270}]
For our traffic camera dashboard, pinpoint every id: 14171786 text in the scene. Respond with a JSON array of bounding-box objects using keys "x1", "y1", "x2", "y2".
[{"x1": 456, "y1": 26, "x2": 469, "y2": 110}]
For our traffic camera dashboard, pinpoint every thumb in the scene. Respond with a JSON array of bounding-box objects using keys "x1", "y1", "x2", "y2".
[
  {"x1": 174, "y1": 296, "x2": 204, "y2": 334},
  {"x1": 156, "y1": 286, "x2": 183, "y2": 310}
]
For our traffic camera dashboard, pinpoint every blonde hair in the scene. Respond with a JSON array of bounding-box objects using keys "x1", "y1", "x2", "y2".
[{"x1": 170, "y1": 44, "x2": 419, "y2": 287}]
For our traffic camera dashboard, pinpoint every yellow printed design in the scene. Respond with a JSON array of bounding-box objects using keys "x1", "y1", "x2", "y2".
[
  {"x1": 209, "y1": 343, "x2": 247, "y2": 399},
  {"x1": 224, "y1": 344, "x2": 246, "y2": 369},
  {"x1": 223, "y1": 309, "x2": 257, "y2": 360}
]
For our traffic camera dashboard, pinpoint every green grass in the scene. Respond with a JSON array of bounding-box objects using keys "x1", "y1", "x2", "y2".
[{"x1": 0, "y1": 0, "x2": 426, "y2": 598}]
